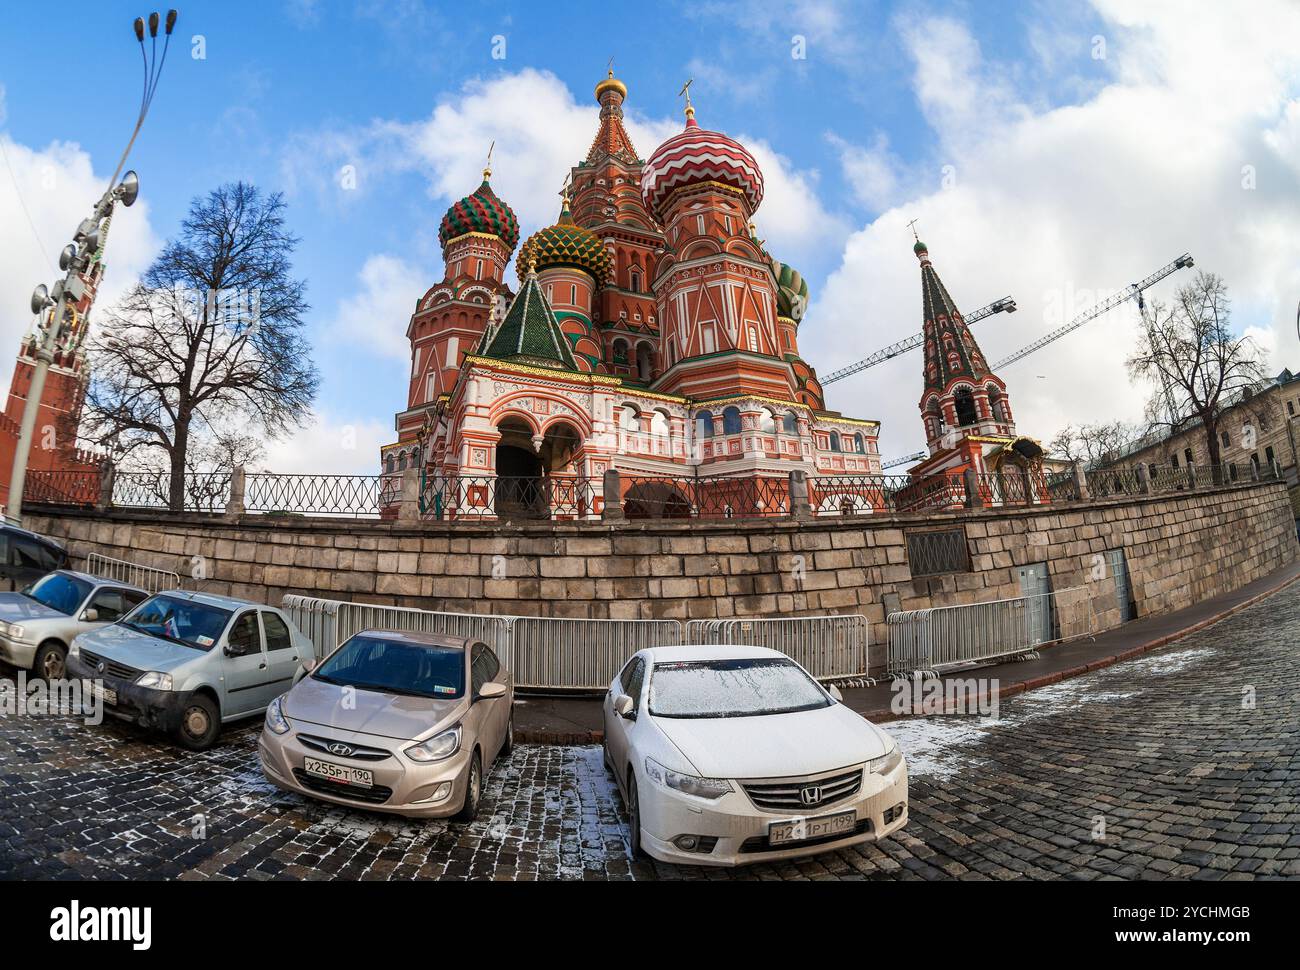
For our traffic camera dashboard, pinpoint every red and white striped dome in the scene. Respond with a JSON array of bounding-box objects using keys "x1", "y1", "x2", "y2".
[{"x1": 640, "y1": 113, "x2": 764, "y2": 224}]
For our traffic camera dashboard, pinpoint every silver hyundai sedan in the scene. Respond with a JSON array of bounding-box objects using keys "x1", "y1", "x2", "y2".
[{"x1": 259, "y1": 630, "x2": 514, "y2": 820}]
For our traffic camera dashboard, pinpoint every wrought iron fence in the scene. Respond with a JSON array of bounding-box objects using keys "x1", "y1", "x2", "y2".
[
  {"x1": 1087, "y1": 466, "x2": 1145, "y2": 498},
  {"x1": 970, "y1": 471, "x2": 1048, "y2": 505},
  {"x1": 421, "y1": 475, "x2": 600, "y2": 521},
  {"x1": 808, "y1": 473, "x2": 965, "y2": 515},
  {"x1": 245, "y1": 473, "x2": 383, "y2": 517},
  {"x1": 620, "y1": 474, "x2": 790, "y2": 519},
  {"x1": 1043, "y1": 468, "x2": 1081, "y2": 501},
  {"x1": 24, "y1": 469, "x2": 100, "y2": 507},
  {"x1": 112, "y1": 470, "x2": 231, "y2": 512}
]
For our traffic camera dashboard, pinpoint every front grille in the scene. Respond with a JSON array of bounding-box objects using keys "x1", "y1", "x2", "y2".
[
  {"x1": 80, "y1": 650, "x2": 141, "y2": 682},
  {"x1": 742, "y1": 767, "x2": 863, "y2": 812},
  {"x1": 739, "y1": 819, "x2": 872, "y2": 854},
  {"x1": 292, "y1": 768, "x2": 393, "y2": 804},
  {"x1": 297, "y1": 733, "x2": 392, "y2": 762}
]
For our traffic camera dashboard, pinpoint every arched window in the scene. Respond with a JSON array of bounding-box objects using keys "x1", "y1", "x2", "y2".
[
  {"x1": 620, "y1": 404, "x2": 641, "y2": 432},
  {"x1": 759, "y1": 408, "x2": 776, "y2": 433},
  {"x1": 695, "y1": 410, "x2": 714, "y2": 438},
  {"x1": 629, "y1": 269, "x2": 641, "y2": 292},
  {"x1": 397, "y1": 452, "x2": 408, "y2": 471},
  {"x1": 854, "y1": 433, "x2": 866, "y2": 453},
  {"x1": 612, "y1": 338, "x2": 628, "y2": 363},
  {"x1": 782, "y1": 412, "x2": 799, "y2": 434},
  {"x1": 385, "y1": 454, "x2": 395, "y2": 474},
  {"x1": 650, "y1": 410, "x2": 670, "y2": 436},
  {"x1": 954, "y1": 387, "x2": 978, "y2": 427},
  {"x1": 636, "y1": 342, "x2": 653, "y2": 382},
  {"x1": 986, "y1": 385, "x2": 1006, "y2": 422},
  {"x1": 829, "y1": 432, "x2": 841, "y2": 452},
  {"x1": 722, "y1": 407, "x2": 742, "y2": 435}
]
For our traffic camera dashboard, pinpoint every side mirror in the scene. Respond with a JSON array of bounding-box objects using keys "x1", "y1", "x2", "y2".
[
  {"x1": 80, "y1": 607, "x2": 99, "y2": 623},
  {"x1": 613, "y1": 694, "x2": 635, "y2": 718},
  {"x1": 301, "y1": 657, "x2": 318, "y2": 674},
  {"x1": 828, "y1": 684, "x2": 844, "y2": 702},
  {"x1": 478, "y1": 681, "x2": 508, "y2": 700}
]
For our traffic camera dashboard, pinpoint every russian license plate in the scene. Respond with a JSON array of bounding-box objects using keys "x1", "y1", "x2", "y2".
[
  {"x1": 89, "y1": 682, "x2": 117, "y2": 706},
  {"x1": 769, "y1": 810, "x2": 856, "y2": 846},
  {"x1": 303, "y1": 757, "x2": 373, "y2": 788}
]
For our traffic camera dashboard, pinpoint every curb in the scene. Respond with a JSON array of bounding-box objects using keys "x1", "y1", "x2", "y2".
[{"x1": 513, "y1": 565, "x2": 1300, "y2": 744}]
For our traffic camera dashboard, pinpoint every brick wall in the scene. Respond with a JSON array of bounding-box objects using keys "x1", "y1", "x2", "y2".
[{"x1": 25, "y1": 480, "x2": 1298, "y2": 675}]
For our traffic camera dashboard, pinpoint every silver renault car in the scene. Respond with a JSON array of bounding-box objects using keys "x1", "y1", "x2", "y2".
[
  {"x1": 67, "y1": 590, "x2": 315, "y2": 750},
  {"x1": 0, "y1": 570, "x2": 149, "y2": 680}
]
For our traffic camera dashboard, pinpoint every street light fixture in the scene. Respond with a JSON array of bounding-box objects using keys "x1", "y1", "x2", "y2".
[{"x1": 5, "y1": 12, "x2": 178, "y2": 522}]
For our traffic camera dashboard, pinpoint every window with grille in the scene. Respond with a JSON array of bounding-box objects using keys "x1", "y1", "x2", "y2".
[{"x1": 906, "y1": 527, "x2": 970, "y2": 577}]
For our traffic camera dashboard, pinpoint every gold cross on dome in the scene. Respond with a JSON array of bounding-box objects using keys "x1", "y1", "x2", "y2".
[
  {"x1": 483, "y1": 140, "x2": 495, "y2": 180},
  {"x1": 678, "y1": 77, "x2": 694, "y2": 111}
]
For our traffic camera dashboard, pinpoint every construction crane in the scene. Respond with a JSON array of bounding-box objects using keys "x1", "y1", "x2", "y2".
[
  {"x1": 882, "y1": 450, "x2": 927, "y2": 470},
  {"x1": 821, "y1": 295, "x2": 1017, "y2": 386},
  {"x1": 992, "y1": 254, "x2": 1194, "y2": 370}
]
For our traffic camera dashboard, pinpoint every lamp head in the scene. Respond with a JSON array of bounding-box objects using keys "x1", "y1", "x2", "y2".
[
  {"x1": 117, "y1": 171, "x2": 140, "y2": 207},
  {"x1": 148, "y1": 12, "x2": 160, "y2": 37},
  {"x1": 59, "y1": 245, "x2": 77, "y2": 272},
  {"x1": 30, "y1": 284, "x2": 50, "y2": 316},
  {"x1": 165, "y1": 9, "x2": 177, "y2": 34},
  {"x1": 134, "y1": 17, "x2": 145, "y2": 41}
]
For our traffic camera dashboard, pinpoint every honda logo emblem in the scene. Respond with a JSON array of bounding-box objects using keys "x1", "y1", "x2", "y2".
[
  {"x1": 799, "y1": 785, "x2": 822, "y2": 806},
  {"x1": 327, "y1": 743, "x2": 353, "y2": 757}
]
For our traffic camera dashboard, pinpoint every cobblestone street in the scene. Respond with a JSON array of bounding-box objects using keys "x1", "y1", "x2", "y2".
[{"x1": 2, "y1": 579, "x2": 1298, "y2": 882}]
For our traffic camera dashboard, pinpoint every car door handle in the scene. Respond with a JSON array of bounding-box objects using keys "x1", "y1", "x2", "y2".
[{"x1": 259, "y1": 663, "x2": 267, "y2": 670}]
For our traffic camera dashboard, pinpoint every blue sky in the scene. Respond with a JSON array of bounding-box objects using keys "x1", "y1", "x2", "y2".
[{"x1": 3, "y1": 0, "x2": 1299, "y2": 469}]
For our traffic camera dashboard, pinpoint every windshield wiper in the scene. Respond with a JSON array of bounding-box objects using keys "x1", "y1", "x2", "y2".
[{"x1": 122, "y1": 620, "x2": 195, "y2": 649}]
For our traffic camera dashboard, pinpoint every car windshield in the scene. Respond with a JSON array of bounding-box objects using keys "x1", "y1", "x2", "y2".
[
  {"x1": 21, "y1": 572, "x2": 92, "y2": 616},
  {"x1": 120, "y1": 595, "x2": 233, "y2": 651},
  {"x1": 648, "y1": 657, "x2": 831, "y2": 719},
  {"x1": 313, "y1": 635, "x2": 465, "y2": 700}
]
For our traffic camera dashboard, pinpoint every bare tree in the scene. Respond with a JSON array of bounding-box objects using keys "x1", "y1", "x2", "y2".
[
  {"x1": 116, "y1": 426, "x2": 264, "y2": 511},
  {"x1": 1049, "y1": 420, "x2": 1144, "y2": 467},
  {"x1": 82, "y1": 182, "x2": 318, "y2": 510},
  {"x1": 1127, "y1": 271, "x2": 1268, "y2": 470}
]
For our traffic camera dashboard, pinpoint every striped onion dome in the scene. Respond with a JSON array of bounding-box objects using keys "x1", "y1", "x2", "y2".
[
  {"x1": 438, "y1": 169, "x2": 520, "y2": 251},
  {"x1": 516, "y1": 197, "x2": 611, "y2": 284},
  {"x1": 640, "y1": 109, "x2": 764, "y2": 224}
]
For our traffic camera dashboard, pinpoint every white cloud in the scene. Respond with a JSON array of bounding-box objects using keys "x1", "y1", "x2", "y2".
[
  {"x1": 829, "y1": 131, "x2": 901, "y2": 212},
  {"x1": 258, "y1": 409, "x2": 392, "y2": 475},
  {"x1": 0, "y1": 133, "x2": 159, "y2": 394},
  {"x1": 804, "y1": 1, "x2": 1300, "y2": 461},
  {"x1": 324, "y1": 253, "x2": 422, "y2": 362}
]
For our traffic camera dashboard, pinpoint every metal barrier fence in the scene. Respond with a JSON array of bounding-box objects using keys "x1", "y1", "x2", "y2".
[
  {"x1": 246, "y1": 474, "x2": 386, "y2": 517},
  {"x1": 281, "y1": 595, "x2": 871, "y2": 689},
  {"x1": 887, "y1": 585, "x2": 1096, "y2": 678},
  {"x1": 421, "y1": 476, "x2": 600, "y2": 521},
  {"x1": 84, "y1": 552, "x2": 183, "y2": 593},
  {"x1": 685, "y1": 615, "x2": 870, "y2": 681}
]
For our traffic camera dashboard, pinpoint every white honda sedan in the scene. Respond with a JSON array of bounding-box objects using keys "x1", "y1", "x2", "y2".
[{"x1": 602, "y1": 645, "x2": 908, "y2": 867}]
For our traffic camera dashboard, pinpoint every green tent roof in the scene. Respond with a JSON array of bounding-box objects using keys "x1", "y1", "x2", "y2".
[{"x1": 479, "y1": 270, "x2": 578, "y2": 370}]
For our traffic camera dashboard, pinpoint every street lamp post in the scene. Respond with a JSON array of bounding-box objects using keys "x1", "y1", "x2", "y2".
[{"x1": 5, "y1": 11, "x2": 177, "y2": 522}]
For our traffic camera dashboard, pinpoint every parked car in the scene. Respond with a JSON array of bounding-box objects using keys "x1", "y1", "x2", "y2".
[
  {"x1": 66, "y1": 590, "x2": 314, "y2": 751},
  {"x1": 0, "y1": 524, "x2": 69, "y2": 591},
  {"x1": 0, "y1": 570, "x2": 149, "y2": 680},
  {"x1": 259, "y1": 631, "x2": 513, "y2": 821},
  {"x1": 602, "y1": 645, "x2": 908, "y2": 867}
]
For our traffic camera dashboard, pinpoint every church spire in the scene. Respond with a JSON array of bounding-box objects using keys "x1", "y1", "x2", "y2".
[{"x1": 587, "y1": 67, "x2": 638, "y2": 164}]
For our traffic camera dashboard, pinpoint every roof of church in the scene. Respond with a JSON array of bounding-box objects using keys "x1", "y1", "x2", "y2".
[
  {"x1": 517, "y1": 197, "x2": 612, "y2": 283},
  {"x1": 918, "y1": 240, "x2": 995, "y2": 398},
  {"x1": 587, "y1": 70, "x2": 639, "y2": 165},
  {"x1": 479, "y1": 264, "x2": 578, "y2": 370},
  {"x1": 439, "y1": 172, "x2": 520, "y2": 251}
]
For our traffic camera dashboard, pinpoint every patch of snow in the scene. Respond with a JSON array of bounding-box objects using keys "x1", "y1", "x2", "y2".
[
  {"x1": 1117, "y1": 646, "x2": 1215, "y2": 677},
  {"x1": 880, "y1": 715, "x2": 1001, "y2": 782}
]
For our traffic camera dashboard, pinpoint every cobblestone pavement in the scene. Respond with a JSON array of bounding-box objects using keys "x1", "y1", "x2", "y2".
[{"x1": 2, "y1": 580, "x2": 1299, "y2": 881}]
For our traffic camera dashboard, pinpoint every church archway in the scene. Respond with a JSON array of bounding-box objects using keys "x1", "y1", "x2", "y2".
[{"x1": 495, "y1": 417, "x2": 545, "y2": 517}]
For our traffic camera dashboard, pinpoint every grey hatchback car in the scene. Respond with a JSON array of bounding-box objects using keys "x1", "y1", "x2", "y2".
[
  {"x1": 67, "y1": 590, "x2": 315, "y2": 750},
  {"x1": 0, "y1": 570, "x2": 148, "y2": 680}
]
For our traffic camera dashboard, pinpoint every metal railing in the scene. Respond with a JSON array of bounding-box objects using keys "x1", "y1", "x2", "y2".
[
  {"x1": 620, "y1": 474, "x2": 791, "y2": 519},
  {"x1": 246, "y1": 474, "x2": 385, "y2": 517},
  {"x1": 84, "y1": 552, "x2": 182, "y2": 593},
  {"x1": 887, "y1": 584, "x2": 1096, "y2": 678},
  {"x1": 25, "y1": 469, "x2": 100, "y2": 507},
  {"x1": 685, "y1": 615, "x2": 870, "y2": 681},
  {"x1": 114, "y1": 471, "x2": 231, "y2": 512},
  {"x1": 421, "y1": 475, "x2": 600, "y2": 521},
  {"x1": 281, "y1": 595, "x2": 871, "y2": 689}
]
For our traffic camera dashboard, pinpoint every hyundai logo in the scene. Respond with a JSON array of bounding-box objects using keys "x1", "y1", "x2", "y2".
[
  {"x1": 799, "y1": 785, "x2": 823, "y2": 806},
  {"x1": 327, "y1": 743, "x2": 353, "y2": 757}
]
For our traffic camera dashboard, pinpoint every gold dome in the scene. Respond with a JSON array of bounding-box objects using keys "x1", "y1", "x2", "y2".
[{"x1": 595, "y1": 69, "x2": 627, "y2": 102}]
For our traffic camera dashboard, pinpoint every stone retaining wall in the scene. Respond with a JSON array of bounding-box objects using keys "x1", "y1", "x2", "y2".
[{"x1": 25, "y1": 480, "x2": 1298, "y2": 675}]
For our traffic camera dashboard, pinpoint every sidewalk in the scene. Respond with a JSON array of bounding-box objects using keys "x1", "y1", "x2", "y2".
[{"x1": 514, "y1": 557, "x2": 1300, "y2": 744}]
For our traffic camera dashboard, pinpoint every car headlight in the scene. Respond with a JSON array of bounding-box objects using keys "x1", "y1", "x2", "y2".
[
  {"x1": 135, "y1": 671, "x2": 173, "y2": 691},
  {"x1": 404, "y1": 725, "x2": 461, "y2": 763},
  {"x1": 265, "y1": 695, "x2": 291, "y2": 735},
  {"x1": 0, "y1": 621, "x2": 10, "y2": 636},
  {"x1": 69, "y1": 637, "x2": 81, "y2": 658},
  {"x1": 3, "y1": 623, "x2": 24, "y2": 640},
  {"x1": 644, "y1": 756, "x2": 732, "y2": 799},
  {"x1": 867, "y1": 743, "x2": 904, "y2": 775}
]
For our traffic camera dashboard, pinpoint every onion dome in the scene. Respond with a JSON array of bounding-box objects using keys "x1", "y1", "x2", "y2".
[
  {"x1": 516, "y1": 194, "x2": 612, "y2": 283},
  {"x1": 640, "y1": 102, "x2": 764, "y2": 224},
  {"x1": 769, "y1": 256, "x2": 809, "y2": 322},
  {"x1": 914, "y1": 238, "x2": 928, "y2": 255},
  {"x1": 594, "y1": 69, "x2": 627, "y2": 102},
  {"x1": 438, "y1": 167, "x2": 520, "y2": 251}
]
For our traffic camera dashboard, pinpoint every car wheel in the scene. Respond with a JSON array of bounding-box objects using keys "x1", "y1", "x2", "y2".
[
  {"x1": 33, "y1": 641, "x2": 67, "y2": 681},
  {"x1": 174, "y1": 694, "x2": 220, "y2": 751},
  {"x1": 627, "y1": 770, "x2": 644, "y2": 859},
  {"x1": 500, "y1": 711, "x2": 514, "y2": 757},
  {"x1": 455, "y1": 749, "x2": 483, "y2": 822}
]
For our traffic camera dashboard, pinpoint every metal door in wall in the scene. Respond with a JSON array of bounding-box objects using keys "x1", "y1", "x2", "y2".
[
  {"x1": 1106, "y1": 548, "x2": 1136, "y2": 622},
  {"x1": 1017, "y1": 563, "x2": 1054, "y2": 645}
]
